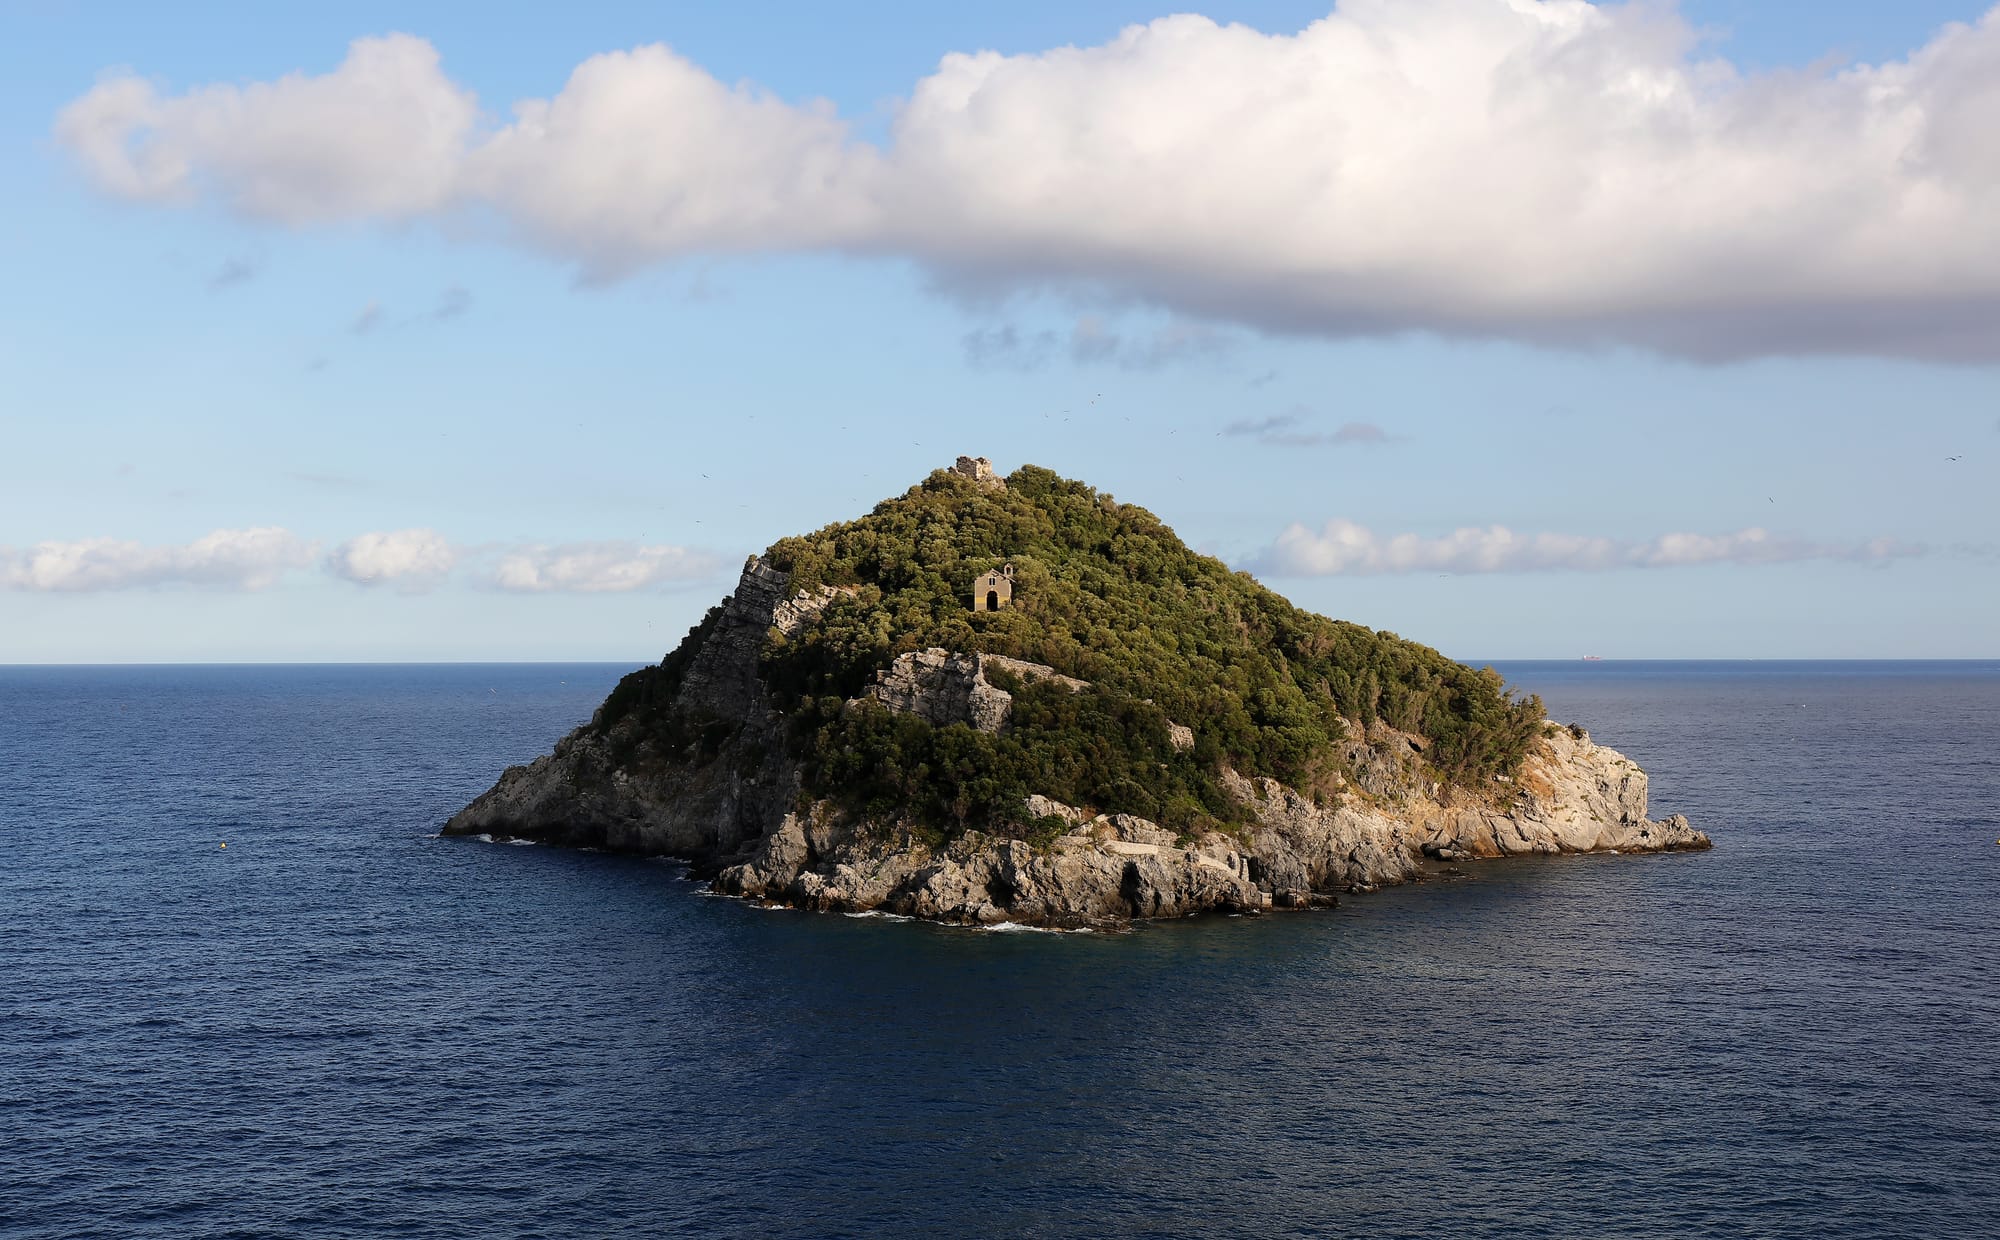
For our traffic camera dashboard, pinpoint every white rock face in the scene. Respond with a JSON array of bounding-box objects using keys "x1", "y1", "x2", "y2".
[
  {"x1": 864, "y1": 648, "x2": 1085, "y2": 733},
  {"x1": 713, "y1": 799, "x2": 1270, "y2": 927},
  {"x1": 771, "y1": 583, "x2": 850, "y2": 636}
]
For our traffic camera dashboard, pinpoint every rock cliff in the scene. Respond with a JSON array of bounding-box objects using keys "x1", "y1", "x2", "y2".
[
  {"x1": 866, "y1": 648, "x2": 1088, "y2": 733},
  {"x1": 448, "y1": 547, "x2": 1709, "y2": 928}
]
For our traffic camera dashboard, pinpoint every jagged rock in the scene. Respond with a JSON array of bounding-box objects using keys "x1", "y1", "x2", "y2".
[
  {"x1": 864, "y1": 649, "x2": 1085, "y2": 734},
  {"x1": 1024, "y1": 794, "x2": 1090, "y2": 825},
  {"x1": 1403, "y1": 729, "x2": 1712, "y2": 859},
  {"x1": 447, "y1": 557, "x2": 805, "y2": 858},
  {"x1": 676, "y1": 557, "x2": 795, "y2": 721},
  {"x1": 772, "y1": 584, "x2": 850, "y2": 636},
  {"x1": 713, "y1": 822, "x2": 1265, "y2": 927}
]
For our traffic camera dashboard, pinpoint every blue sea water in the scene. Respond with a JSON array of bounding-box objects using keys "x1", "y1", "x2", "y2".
[{"x1": 1, "y1": 660, "x2": 1996, "y2": 1239}]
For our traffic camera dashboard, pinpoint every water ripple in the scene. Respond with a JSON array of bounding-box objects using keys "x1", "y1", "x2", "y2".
[{"x1": 0, "y1": 661, "x2": 1994, "y2": 1238}]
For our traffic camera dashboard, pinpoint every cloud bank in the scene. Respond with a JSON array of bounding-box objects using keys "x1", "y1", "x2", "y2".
[
  {"x1": 3, "y1": 528, "x2": 716, "y2": 593},
  {"x1": 0, "y1": 528, "x2": 316, "y2": 591},
  {"x1": 489, "y1": 542, "x2": 718, "y2": 593},
  {"x1": 54, "y1": 4, "x2": 2000, "y2": 360},
  {"x1": 1253, "y1": 519, "x2": 1920, "y2": 576}
]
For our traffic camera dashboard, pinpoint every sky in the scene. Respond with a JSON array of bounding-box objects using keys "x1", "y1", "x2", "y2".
[{"x1": 2, "y1": 0, "x2": 1995, "y2": 663}]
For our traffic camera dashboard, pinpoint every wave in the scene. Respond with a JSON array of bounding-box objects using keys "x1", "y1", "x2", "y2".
[{"x1": 978, "y1": 921, "x2": 1094, "y2": 934}]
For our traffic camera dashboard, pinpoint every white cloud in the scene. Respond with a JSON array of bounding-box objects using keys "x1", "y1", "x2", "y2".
[
  {"x1": 462, "y1": 44, "x2": 884, "y2": 276},
  {"x1": 327, "y1": 528, "x2": 457, "y2": 589},
  {"x1": 1253, "y1": 519, "x2": 1921, "y2": 575},
  {"x1": 0, "y1": 527, "x2": 316, "y2": 591},
  {"x1": 489, "y1": 542, "x2": 718, "y2": 593},
  {"x1": 52, "y1": 4, "x2": 2000, "y2": 359},
  {"x1": 55, "y1": 34, "x2": 476, "y2": 221},
  {"x1": 0, "y1": 526, "x2": 722, "y2": 595}
]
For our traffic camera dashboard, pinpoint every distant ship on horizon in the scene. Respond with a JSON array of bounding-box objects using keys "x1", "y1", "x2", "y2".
[{"x1": 1581, "y1": 655, "x2": 1604, "y2": 662}]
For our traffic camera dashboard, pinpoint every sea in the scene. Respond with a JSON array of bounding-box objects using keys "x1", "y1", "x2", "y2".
[{"x1": 1, "y1": 660, "x2": 1995, "y2": 1239}]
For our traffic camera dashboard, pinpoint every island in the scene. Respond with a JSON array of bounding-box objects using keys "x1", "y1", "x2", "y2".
[{"x1": 447, "y1": 458, "x2": 1708, "y2": 926}]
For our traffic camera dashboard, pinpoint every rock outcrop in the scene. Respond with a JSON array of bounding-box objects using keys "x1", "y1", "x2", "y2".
[
  {"x1": 865, "y1": 649, "x2": 1086, "y2": 733},
  {"x1": 709, "y1": 801, "x2": 1267, "y2": 927},
  {"x1": 452, "y1": 557, "x2": 806, "y2": 858},
  {"x1": 447, "y1": 557, "x2": 1710, "y2": 929}
]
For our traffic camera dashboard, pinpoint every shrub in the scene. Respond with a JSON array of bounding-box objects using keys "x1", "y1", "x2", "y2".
[{"x1": 617, "y1": 464, "x2": 1545, "y2": 842}]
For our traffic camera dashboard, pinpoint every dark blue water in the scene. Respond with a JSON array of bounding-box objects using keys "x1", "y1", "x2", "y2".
[{"x1": 2, "y1": 661, "x2": 1996, "y2": 1238}]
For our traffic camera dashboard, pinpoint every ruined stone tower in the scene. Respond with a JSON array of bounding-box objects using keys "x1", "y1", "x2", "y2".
[{"x1": 952, "y1": 455, "x2": 1005, "y2": 490}]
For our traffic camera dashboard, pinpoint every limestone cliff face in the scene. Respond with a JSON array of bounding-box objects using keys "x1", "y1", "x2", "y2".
[
  {"x1": 865, "y1": 649, "x2": 1086, "y2": 733},
  {"x1": 446, "y1": 557, "x2": 811, "y2": 857},
  {"x1": 446, "y1": 559, "x2": 1709, "y2": 927}
]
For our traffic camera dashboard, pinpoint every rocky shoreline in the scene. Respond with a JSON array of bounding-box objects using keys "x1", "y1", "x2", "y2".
[{"x1": 446, "y1": 558, "x2": 1709, "y2": 929}]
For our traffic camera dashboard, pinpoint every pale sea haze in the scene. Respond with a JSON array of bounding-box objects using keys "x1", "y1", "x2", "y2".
[{"x1": 2, "y1": 660, "x2": 1996, "y2": 1238}]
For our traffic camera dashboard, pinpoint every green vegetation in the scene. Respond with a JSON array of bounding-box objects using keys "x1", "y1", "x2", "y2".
[
  {"x1": 599, "y1": 604, "x2": 721, "y2": 729},
  {"x1": 602, "y1": 464, "x2": 1545, "y2": 841},
  {"x1": 776, "y1": 466, "x2": 1543, "y2": 833},
  {"x1": 796, "y1": 680, "x2": 1247, "y2": 842}
]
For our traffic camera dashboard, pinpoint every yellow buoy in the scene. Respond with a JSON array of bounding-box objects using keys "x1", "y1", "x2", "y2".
[{"x1": 220, "y1": 842, "x2": 227, "y2": 849}]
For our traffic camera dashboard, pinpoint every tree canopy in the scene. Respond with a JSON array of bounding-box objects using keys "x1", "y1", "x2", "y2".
[{"x1": 605, "y1": 464, "x2": 1545, "y2": 843}]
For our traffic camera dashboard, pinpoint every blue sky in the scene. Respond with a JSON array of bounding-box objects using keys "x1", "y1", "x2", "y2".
[{"x1": 2, "y1": 1, "x2": 1995, "y2": 662}]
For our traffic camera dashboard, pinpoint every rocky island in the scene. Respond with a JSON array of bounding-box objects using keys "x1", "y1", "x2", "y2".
[{"x1": 448, "y1": 458, "x2": 1707, "y2": 926}]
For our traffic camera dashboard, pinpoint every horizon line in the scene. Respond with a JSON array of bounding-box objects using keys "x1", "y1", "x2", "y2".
[{"x1": 4, "y1": 657, "x2": 1997, "y2": 669}]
